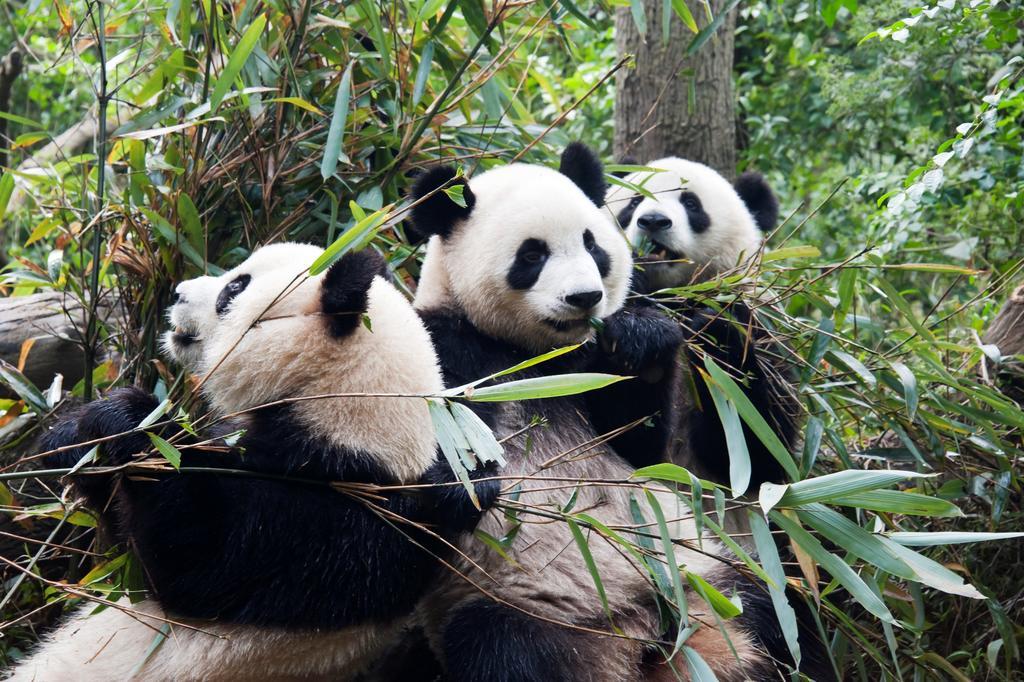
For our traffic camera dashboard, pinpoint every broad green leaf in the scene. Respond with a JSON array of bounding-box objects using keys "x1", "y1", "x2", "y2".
[
  {"x1": 891, "y1": 362, "x2": 918, "y2": 420},
  {"x1": 449, "y1": 401, "x2": 506, "y2": 466},
  {"x1": 877, "y1": 534, "x2": 984, "y2": 599},
  {"x1": 0, "y1": 173, "x2": 14, "y2": 223},
  {"x1": 308, "y1": 206, "x2": 390, "y2": 275},
  {"x1": 797, "y1": 504, "x2": 914, "y2": 579},
  {"x1": 0, "y1": 111, "x2": 44, "y2": 128},
  {"x1": 645, "y1": 489, "x2": 689, "y2": 642},
  {"x1": 567, "y1": 520, "x2": 616, "y2": 626},
  {"x1": 628, "y1": 0, "x2": 647, "y2": 36},
  {"x1": 320, "y1": 61, "x2": 354, "y2": 180},
  {"x1": 686, "y1": 572, "x2": 741, "y2": 618},
  {"x1": 749, "y1": 511, "x2": 802, "y2": 669},
  {"x1": 770, "y1": 510, "x2": 896, "y2": 624},
  {"x1": 705, "y1": 379, "x2": 750, "y2": 497},
  {"x1": 267, "y1": 97, "x2": 323, "y2": 115},
  {"x1": 888, "y1": 531, "x2": 1024, "y2": 546},
  {"x1": 466, "y1": 373, "x2": 628, "y2": 402},
  {"x1": 682, "y1": 645, "x2": 718, "y2": 682},
  {"x1": 827, "y1": 350, "x2": 876, "y2": 388},
  {"x1": 685, "y1": 0, "x2": 741, "y2": 56},
  {"x1": 632, "y1": 463, "x2": 723, "y2": 490},
  {"x1": 412, "y1": 40, "x2": 435, "y2": 106},
  {"x1": 0, "y1": 360, "x2": 49, "y2": 415},
  {"x1": 702, "y1": 358, "x2": 799, "y2": 480},
  {"x1": 490, "y1": 345, "x2": 581, "y2": 380},
  {"x1": 762, "y1": 245, "x2": 821, "y2": 262},
  {"x1": 427, "y1": 399, "x2": 480, "y2": 509},
  {"x1": 147, "y1": 433, "x2": 181, "y2": 470},
  {"x1": 210, "y1": 14, "x2": 267, "y2": 112},
  {"x1": 671, "y1": 0, "x2": 699, "y2": 33},
  {"x1": 138, "y1": 399, "x2": 171, "y2": 429},
  {"x1": 776, "y1": 469, "x2": 932, "y2": 507},
  {"x1": 176, "y1": 192, "x2": 203, "y2": 251},
  {"x1": 828, "y1": 489, "x2": 962, "y2": 517}
]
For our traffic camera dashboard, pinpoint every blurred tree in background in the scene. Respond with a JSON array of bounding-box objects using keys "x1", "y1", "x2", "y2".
[{"x1": 0, "y1": 1, "x2": 1021, "y2": 679}]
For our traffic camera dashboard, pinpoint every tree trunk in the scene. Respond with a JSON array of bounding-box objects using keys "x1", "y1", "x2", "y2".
[
  {"x1": 982, "y1": 283, "x2": 1024, "y2": 401},
  {"x1": 614, "y1": 1, "x2": 737, "y2": 178},
  {"x1": 0, "y1": 291, "x2": 117, "y2": 398}
]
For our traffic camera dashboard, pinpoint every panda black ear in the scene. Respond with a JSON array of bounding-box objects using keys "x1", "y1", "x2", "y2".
[
  {"x1": 321, "y1": 249, "x2": 387, "y2": 337},
  {"x1": 735, "y1": 171, "x2": 779, "y2": 233},
  {"x1": 408, "y1": 165, "x2": 476, "y2": 240},
  {"x1": 558, "y1": 142, "x2": 606, "y2": 207}
]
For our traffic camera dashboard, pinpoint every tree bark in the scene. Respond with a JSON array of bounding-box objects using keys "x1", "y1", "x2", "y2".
[
  {"x1": 982, "y1": 283, "x2": 1024, "y2": 401},
  {"x1": 0, "y1": 291, "x2": 116, "y2": 398},
  {"x1": 614, "y1": 1, "x2": 737, "y2": 178},
  {"x1": 0, "y1": 49, "x2": 24, "y2": 170}
]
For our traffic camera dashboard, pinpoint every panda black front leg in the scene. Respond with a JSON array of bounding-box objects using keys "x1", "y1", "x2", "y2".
[
  {"x1": 421, "y1": 457, "x2": 501, "y2": 533},
  {"x1": 40, "y1": 387, "x2": 163, "y2": 510},
  {"x1": 597, "y1": 304, "x2": 684, "y2": 381}
]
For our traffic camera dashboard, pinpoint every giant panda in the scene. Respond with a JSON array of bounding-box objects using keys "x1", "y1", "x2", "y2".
[
  {"x1": 11, "y1": 243, "x2": 495, "y2": 681},
  {"x1": 402, "y1": 144, "x2": 832, "y2": 681},
  {"x1": 604, "y1": 157, "x2": 801, "y2": 491}
]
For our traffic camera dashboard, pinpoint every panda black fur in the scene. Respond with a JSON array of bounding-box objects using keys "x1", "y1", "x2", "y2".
[
  {"x1": 605, "y1": 157, "x2": 801, "y2": 491},
  {"x1": 405, "y1": 145, "x2": 831, "y2": 681},
  {"x1": 11, "y1": 244, "x2": 494, "y2": 681}
]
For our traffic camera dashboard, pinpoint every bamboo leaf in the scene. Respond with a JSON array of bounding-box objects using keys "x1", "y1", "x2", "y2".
[
  {"x1": 0, "y1": 360, "x2": 49, "y2": 415},
  {"x1": 412, "y1": 40, "x2": 435, "y2": 106},
  {"x1": 891, "y1": 362, "x2": 918, "y2": 420},
  {"x1": 176, "y1": 192, "x2": 203, "y2": 251},
  {"x1": 308, "y1": 206, "x2": 390, "y2": 275},
  {"x1": 701, "y1": 359, "x2": 799, "y2": 480},
  {"x1": 147, "y1": 433, "x2": 181, "y2": 470},
  {"x1": 777, "y1": 469, "x2": 933, "y2": 507},
  {"x1": 827, "y1": 489, "x2": 962, "y2": 517},
  {"x1": 466, "y1": 373, "x2": 628, "y2": 402},
  {"x1": 887, "y1": 531, "x2": 1024, "y2": 546},
  {"x1": 0, "y1": 173, "x2": 15, "y2": 223},
  {"x1": 645, "y1": 490, "x2": 689, "y2": 639},
  {"x1": 705, "y1": 378, "x2": 750, "y2": 497},
  {"x1": 686, "y1": 572, "x2": 741, "y2": 618},
  {"x1": 449, "y1": 401, "x2": 506, "y2": 466},
  {"x1": 749, "y1": 511, "x2": 802, "y2": 669},
  {"x1": 210, "y1": 14, "x2": 267, "y2": 112},
  {"x1": 320, "y1": 61, "x2": 354, "y2": 180},
  {"x1": 682, "y1": 646, "x2": 718, "y2": 682},
  {"x1": 427, "y1": 400, "x2": 480, "y2": 509},
  {"x1": 567, "y1": 520, "x2": 616, "y2": 627},
  {"x1": 267, "y1": 96, "x2": 323, "y2": 115},
  {"x1": 770, "y1": 510, "x2": 896, "y2": 624}
]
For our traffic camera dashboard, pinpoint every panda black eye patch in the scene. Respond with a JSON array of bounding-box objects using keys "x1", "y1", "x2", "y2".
[
  {"x1": 215, "y1": 274, "x2": 251, "y2": 316},
  {"x1": 679, "y1": 191, "x2": 711, "y2": 234},
  {"x1": 616, "y1": 195, "x2": 642, "y2": 228},
  {"x1": 583, "y1": 229, "x2": 610, "y2": 278},
  {"x1": 507, "y1": 239, "x2": 550, "y2": 290}
]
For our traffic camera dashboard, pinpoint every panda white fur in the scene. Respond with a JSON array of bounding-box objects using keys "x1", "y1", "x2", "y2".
[
  {"x1": 604, "y1": 157, "x2": 779, "y2": 291},
  {"x1": 11, "y1": 243, "x2": 494, "y2": 681},
  {"x1": 404, "y1": 145, "x2": 831, "y2": 681},
  {"x1": 605, "y1": 157, "x2": 801, "y2": 515}
]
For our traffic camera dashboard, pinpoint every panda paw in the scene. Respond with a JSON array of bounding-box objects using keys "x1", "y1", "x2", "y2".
[
  {"x1": 423, "y1": 460, "x2": 501, "y2": 533},
  {"x1": 598, "y1": 306, "x2": 684, "y2": 379},
  {"x1": 683, "y1": 305, "x2": 756, "y2": 371},
  {"x1": 72, "y1": 387, "x2": 161, "y2": 467}
]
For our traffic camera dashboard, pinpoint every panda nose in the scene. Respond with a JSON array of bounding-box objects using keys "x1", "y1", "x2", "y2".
[
  {"x1": 564, "y1": 290, "x2": 603, "y2": 310},
  {"x1": 636, "y1": 212, "x2": 672, "y2": 232}
]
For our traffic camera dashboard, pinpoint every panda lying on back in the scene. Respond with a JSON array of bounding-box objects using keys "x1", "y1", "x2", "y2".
[
  {"x1": 605, "y1": 157, "x2": 800, "y2": 493},
  {"x1": 12, "y1": 244, "x2": 494, "y2": 681}
]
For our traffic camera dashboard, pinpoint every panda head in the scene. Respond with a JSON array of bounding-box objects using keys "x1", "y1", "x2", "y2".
[
  {"x1": 166, "y1": 243, "x2": 437, "y2": 412},
  {"x1": 409, "y1": 143, "x2": 632, "y2": 352},
  {"x1": 604, "y1": 157, "x2": 779, "y2": 286}
]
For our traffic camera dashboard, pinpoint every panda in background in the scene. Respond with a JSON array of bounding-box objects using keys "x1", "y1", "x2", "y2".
[
  {"x1": 605, "y1": 156, "x2": 779, "y2": 289},
  {"x1": 605, "y1": 157, "x2": 801, "y2": 501},
  {"x1": 11, "y1": 244, "x2": 495, "y2": 681},
  {"x1": 403, "y1": 144, "x2": 833, "y2": 682}
]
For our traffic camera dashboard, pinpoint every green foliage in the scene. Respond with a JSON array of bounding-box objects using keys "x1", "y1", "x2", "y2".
[{"x1": 0, "y1": 0, "x2": 1020, "y2": 679}]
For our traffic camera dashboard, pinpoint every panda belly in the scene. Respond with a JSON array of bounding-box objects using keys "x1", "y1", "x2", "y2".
[{"x1": 8, "y1": 597, "x2": 403, "y2": 682}]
